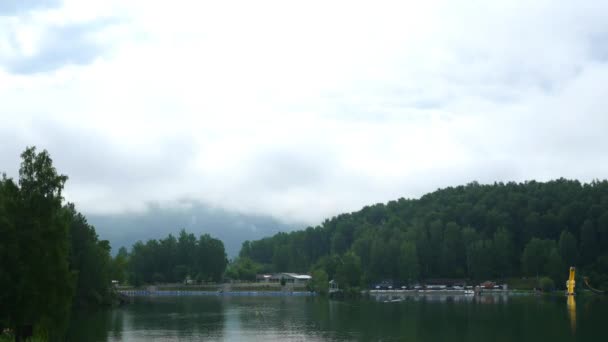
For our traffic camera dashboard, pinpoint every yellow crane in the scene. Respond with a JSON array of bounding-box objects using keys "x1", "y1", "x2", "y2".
[{"x1": 566, "y1": 267, "x2": 576, "y2": 296}]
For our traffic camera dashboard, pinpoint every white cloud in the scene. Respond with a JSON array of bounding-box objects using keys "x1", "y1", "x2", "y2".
[{"x1": 1, "y1": 0, "x2": 608, "y2": 224}]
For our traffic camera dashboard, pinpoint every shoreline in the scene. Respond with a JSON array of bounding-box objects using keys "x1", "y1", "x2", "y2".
[{"x1": 118, "y1": 290, "x2": 316, "y2": 297}]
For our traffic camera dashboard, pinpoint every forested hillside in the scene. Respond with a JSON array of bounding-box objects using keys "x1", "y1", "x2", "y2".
[{"x1": 239, "y1": 180, "x2": 608, "y2": 289}]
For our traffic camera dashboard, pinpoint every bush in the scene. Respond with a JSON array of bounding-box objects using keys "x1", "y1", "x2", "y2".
[
  {"x1": 539, "y1": 277, "x2": 555, "y2": 292},
  {"x1": 309, "y1": 269, "x2": 329, "y2": 295}
]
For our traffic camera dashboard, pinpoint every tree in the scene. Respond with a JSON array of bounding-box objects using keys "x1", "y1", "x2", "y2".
[
  {"x1": 546, "y1": 247, "x2": 564, "y2": 284},
  {"x1": 399, "y1": 241, "x2": 419, "y2": 282},
  {"x1": 225, "y1": 257, "x2": 262, "y2": 281},
  {"x1": 558, "y1": 230, "x2": 578, "y2": 267},
  {"x1": 539, "y1": 276, "x2": 555, "y2": 292},
  {"x1": 0, "y1": 175, "x2": 20, "y2": 335},
  {"x1": 580, "y1": 220, "x2": 598, "y2": 264},
  {"x1": 309, "y1": 269, "x2": 329, "y2": 295},
  {"x1": 467, "y1": 240, "x2": 494, "y2": 280},
  {"x1": 335, "y1": 252, "x2": 362, "y2": 288},
  {"x1": 197, "y1": 234, "x2": 228, "y2": 282},
  {"x1": 8, "y1": 147, "x2": 75, "y2": 340},
  {"x1": 67, "y1": 204, "x2": 113, "y2": 307},
  {"x1": 111, "y1": 247, "x2": 129, "y2": 284},
  {"x1": 522, "y1": 238, "x2": 554, "y2": 278},
  {"x1": 441, "y1": 222, "x2": 465, "y2": 277}
]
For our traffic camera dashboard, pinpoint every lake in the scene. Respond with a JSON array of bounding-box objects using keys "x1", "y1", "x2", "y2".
[{"x1": 67, "y1": 294, "x2": 607, "y2": 341}]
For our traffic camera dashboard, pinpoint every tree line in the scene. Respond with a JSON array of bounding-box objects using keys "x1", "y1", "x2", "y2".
[
  {"x1": 114, "y1": 230, "x2": 228, "y2": 286},
  {"x1": 0, "y1": 147, "x2": 228, "y2": 341},
  {"x1": 238, "y1": 180, "x2": 608, "y2": 290}
]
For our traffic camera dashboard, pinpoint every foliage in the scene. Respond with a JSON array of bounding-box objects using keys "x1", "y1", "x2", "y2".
[
  {"x1": 539, "y1": 277, "x2": 556, "y2": 292},
  {"x1": 225, "y1": 257, "x2": 262, "y2": 281},
  {"x1": 0, "y1": 147, "x2": 116, "y2": 340},
  {"x1": 0, "y1": 147, "x2": 74, "y2": 340},
  {"x1": 240, "y1": 179, "x2": 608, "y2": 288},
  {"x1": 335, "y1": 252, "x2": 362, "y2": 288},
  {"x1": 66, "y1": 204, "x2": 113, "y2": 307},
  {"x1": 308, "y1": 269, "x2": 329, "y2": 295},
  {"x1": 127, "y1": 229, "x2": 228, "y2": 284}
]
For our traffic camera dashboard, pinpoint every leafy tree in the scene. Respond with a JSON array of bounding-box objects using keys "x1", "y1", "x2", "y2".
[
  {"x1": 309, "y1": 269, "x2": 329, "y2": 295},
  {"x1": 558, "y1": 230, "x2": 578, "y2": 267},
  {"x1": 225, "y1": 257, "x2": 262, "y2": 281},
  {"x1": 467, "y1": 240, "x2": 493, "y2": 280},
  {"x1": 399, "y1": 241, "x2": 419, "y2": 282},
  {"x1": 522, "y1": 238, "x2": 554, "y2": 278},
  {"x1": 110, "y1": 247, "x2": 130, "y2": 283},
  {"x1": 67, "y1": 204, "x2": 113, "y2": 307},
  {"x1": 539, "y1": 277, "x2": 555, "y2": 292},
  {"x1": 0, "y1": 147, "x2": 75, "y2": 340},
  {"x1": 580, "y1": 220, "x2": 598, "y2": 264},
  {"x1": 335, "y1": 252, "x2": 362, "y2": 288},
  {"x1": 493, "y1": 227, "x2": 513, "y2": 277},
  {"x1": 546, "y1": 247, "x2": 564, "y2": 284}
]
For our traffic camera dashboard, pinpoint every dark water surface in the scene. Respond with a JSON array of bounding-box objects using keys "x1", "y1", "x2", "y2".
[{"x1": 67, "y1": 294, "x2": 606, "y2": 341}]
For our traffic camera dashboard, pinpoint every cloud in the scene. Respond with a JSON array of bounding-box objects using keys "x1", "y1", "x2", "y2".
[
  {"x1": 0, "y1": 0, "x2": 123, "y2": 74},
  {"x1": 1, "y1": 0, "x2": 608, "y2": 227},
  {"x1": 1, "y1": 20, "x2": 113, "y2": 74},
  {"x1": 0, "y1": 0, "x2": 60, "y2": 16}
]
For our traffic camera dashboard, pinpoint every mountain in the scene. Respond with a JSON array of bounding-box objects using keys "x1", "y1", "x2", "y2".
[{"x1": 87, "y1": 201, "x2": 296, "y2": 258}]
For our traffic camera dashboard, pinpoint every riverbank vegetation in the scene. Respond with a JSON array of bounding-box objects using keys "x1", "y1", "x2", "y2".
[
  {"x1": 0, "y1": 147, "x2": 115, "y2": 340},
  {"x1": 0, "y1": 148, "x2": 228, "y2": 341},
  {"x1": 239, "y1": 180, "x2": 608, "y2": 291}
]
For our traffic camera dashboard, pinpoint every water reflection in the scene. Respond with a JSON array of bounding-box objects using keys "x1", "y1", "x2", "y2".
[
  {"x1": 567, "y1": 296, "x2": 576, "y2": 333},
  {"x1": 67, "y1": 295, "x2": 607, "y2": 341}
]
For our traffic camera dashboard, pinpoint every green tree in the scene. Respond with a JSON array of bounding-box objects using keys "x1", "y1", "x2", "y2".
[
  {"x1": 441, "y1": 222, "x2": 465, "y2": 277},
  {"x1": 309, "y1": 269, "x2": 329, "y2": 295},
  {"x1": 0, "y1": 175, "x2": 20, "y2": 335},
  {"x1": 9, "y1": 147, "x2": 75, "y2": 340},
  {"x1": 467, "y1": 239, "x2": 493, "y2": 280},
  {"x1": 522, "y1": 238, "x2": 554, "y2": 278},
  {"x1": 399, "y1": 241, "x2": 419, "y2": 282},
  {"x1": 539, "y1": 276, "x2": 555, "y2": 292},
  {"x1": 546, "y1": 247, "x2": 564, "y2": 284},
  {"x1": 335, "y1": 252, "x2": 362, "y2": 288},
  {"x1": 111, "y1": 247, "x2": 129, "y2": 283},
  {"x1": 67, "y1": 204, "x2": 113, "y2": 307},
  {"x1": 580, "y1": 220, "x2": 598, "y2": 264},
  {"x1": 493, "y1": 227, "x2": 513, "y2": 277},
  {"x1": 225, "y1": 257, "x2": 262, "y2": 281},
  {"x1": 558, "y1": 230, "x2": 578, "y2": 266}
]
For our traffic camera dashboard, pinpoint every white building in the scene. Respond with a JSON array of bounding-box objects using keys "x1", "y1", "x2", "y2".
[{"x1": 257, "y1": 273, "x2": 312, "y2": 284}]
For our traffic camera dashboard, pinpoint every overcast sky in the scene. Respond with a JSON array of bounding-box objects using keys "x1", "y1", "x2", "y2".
[{"x1": 1, "y1": 0, "x2": 608, "y2": 225}]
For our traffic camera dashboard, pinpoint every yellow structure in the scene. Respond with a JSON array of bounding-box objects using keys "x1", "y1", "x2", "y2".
[{"x1": 566, "y1": 267, "x2": 576, "y2": 296}]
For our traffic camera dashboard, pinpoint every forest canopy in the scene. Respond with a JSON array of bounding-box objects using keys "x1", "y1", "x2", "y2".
[{"x1": 239, "y1": 180, "x2": 608, "y2": 289}]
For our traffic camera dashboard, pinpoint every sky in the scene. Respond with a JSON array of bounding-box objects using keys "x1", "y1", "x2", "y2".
[{"x1": 1, "y1": 0, "x2": 608, "y2": 226}]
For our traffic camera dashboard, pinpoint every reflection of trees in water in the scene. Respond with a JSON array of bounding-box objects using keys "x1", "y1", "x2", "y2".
[
  {"x1": 66, "y1": 296, "x2": 606, "y2": 341},
  {"x1": 66, "y1": 309, "x2": 111, "y2": 341},
  {"x1": 126, "y1": 297, "x2": 225, "y2": 339}
]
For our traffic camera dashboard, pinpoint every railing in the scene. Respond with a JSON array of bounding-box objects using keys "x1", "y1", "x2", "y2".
[{"x1": 117, "y1": 290, "x2": 316, "y2": 297}]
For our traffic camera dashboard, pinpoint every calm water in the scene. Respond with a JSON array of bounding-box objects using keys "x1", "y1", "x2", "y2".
[{"x1": 67, "y1": 294, "x2": 607, "y2": 341}]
